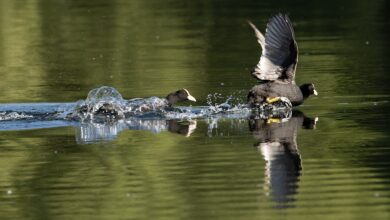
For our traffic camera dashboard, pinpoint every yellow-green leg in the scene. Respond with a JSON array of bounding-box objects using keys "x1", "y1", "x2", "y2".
[
  {"x1": 267, "y1": 118, "x2": 281, "y2": 124},
  {"x1": 266, "y1": 97, "x2": 281, "y2": 104}
]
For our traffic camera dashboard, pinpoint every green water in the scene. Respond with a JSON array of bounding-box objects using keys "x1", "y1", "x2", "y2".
[{"x1": 1, "y1": 0, "x2": 390, "y2": 219}]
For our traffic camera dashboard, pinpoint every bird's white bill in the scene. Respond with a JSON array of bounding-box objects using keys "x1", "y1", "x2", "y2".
[
  {"x1": 183, "y1": 88, "x2": 197, "y2": 102},
  {"x1": 313, "y1": 89, "x2": 318, "y2": 96},
  {"x1": 187, "y1": 94, "x2": 197, "y2": 102}
]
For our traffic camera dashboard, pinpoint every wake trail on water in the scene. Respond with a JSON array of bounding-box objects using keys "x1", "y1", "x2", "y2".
[{"x1": 0, "y1": 86, "x2": 258, "y2": 122}]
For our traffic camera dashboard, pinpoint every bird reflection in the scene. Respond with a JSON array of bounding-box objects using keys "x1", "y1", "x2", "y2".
[
  {"x1": 249, "y1": 110, "x2": 317, "y2": 208},
  {"x1": 75, "y1": 119, "x2": 197, "y2": 144}
]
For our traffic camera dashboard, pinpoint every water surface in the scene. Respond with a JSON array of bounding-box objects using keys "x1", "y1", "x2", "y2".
[{"x1": 1, "y1": 0, "x2": 390, "y2": 219}]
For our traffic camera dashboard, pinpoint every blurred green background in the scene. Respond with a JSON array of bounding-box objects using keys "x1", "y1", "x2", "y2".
[
  {"x1": 1, "y1": 0, "x2": 390, "y2": 220},
  {"x1": 0, "y1": 0, "x2": 389, "y2": 104}
]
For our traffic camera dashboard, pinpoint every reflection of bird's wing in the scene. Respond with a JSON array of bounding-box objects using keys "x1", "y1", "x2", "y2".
[{"x1": 249, "y1": 14, "x2": 298, "y2": 82}]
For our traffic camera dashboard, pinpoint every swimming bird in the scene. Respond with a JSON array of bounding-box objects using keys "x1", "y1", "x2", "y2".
[
  {"x1": 74, "y1": 87, "x2": 197, "y2": 120},
  {"x1": 247, "y1": 14, "x2": 318, "y2": 107},
  {"x1": 166, "y1": 89, "x2": 197, "y2": 106},
  {"x1": 124, "y1": 88, "x2": 197, "y2": 116},
  {"x1": 100, "y1": 88, "x2": 197, "y2": 115}
]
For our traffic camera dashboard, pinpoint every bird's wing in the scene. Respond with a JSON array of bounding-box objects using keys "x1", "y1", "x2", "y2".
[
  {"x1": 248, "y1": 21, "x2": 265, "y2": 51},
  {"x1": 250, "y1": 14, "x2": 298, "y2": 82}
]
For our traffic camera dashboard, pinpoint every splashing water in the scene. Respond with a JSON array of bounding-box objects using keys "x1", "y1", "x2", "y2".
[
  {"x1": 87, "y1": 86, "x2": 125, "y2": 103},
  {"x1": 72, "y1": 86, "x2": 178, "y2": 121},
  {"x1": 0, "y1": 86, "x2": 295, "y2": 143},
  {"x1": 125, "y1": 97, "x2": 169, "y2": 116},
  {"x1": 206, "y1": 91, "x2": 248, "y2": 113},
  {"x1": 0, "y1": 86, "x2": 292, "y2": 124},
  {"x1": 0, "y1": 112, "x2": 33, "y2": 121},
  {"x1": 72, "y1": 86, "x2": 128, "y2": 121},
  {"x1": 73, "y1": 87, "x2": 253, "y2": 121}
]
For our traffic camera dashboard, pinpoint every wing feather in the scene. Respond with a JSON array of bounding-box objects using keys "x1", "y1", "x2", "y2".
[
  {"x1": 249, "y1": 14, "x2": 298, "y2": 82},
  {"x1": 248, "y1": 21, "x2": 265, "y2": 51}
]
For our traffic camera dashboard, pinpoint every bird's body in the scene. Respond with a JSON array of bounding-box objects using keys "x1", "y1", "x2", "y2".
[
  {"x1": 248, "y1": 82, "x2": 303, "y2": 106},
  {"x1": 247, "y1": 14, "x2": 317, "y2": 107}
]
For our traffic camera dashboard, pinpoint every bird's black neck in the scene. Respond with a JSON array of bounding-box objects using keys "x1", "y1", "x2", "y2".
[{"x1": 299, "y1": 84, "x2": 311, "y2": 99}]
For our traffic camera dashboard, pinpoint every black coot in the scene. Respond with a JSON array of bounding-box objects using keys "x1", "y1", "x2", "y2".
[{"x1": 247, "y1": 14, "x2": 318, "y2": 107}]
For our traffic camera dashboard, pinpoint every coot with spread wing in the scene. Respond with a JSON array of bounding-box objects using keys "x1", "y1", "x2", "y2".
[{"x1": 247, "y1": 14, "x2": 318, "y2": 107}]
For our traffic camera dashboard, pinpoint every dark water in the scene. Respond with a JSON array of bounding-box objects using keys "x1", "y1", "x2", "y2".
[{"x1": 1, "y1": 0, "x2": 390, "y2": 219}]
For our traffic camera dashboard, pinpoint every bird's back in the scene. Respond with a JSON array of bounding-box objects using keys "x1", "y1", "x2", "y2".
[{"x1": 249, "y1": 82, "x2": 304, "y2": 106}]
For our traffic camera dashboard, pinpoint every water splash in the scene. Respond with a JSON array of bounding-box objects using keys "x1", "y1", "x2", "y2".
[
  {"x1": 206, "y1": 91, "x2": 247, "y2": 113},
  {"x1": 125, "y1": 97, "x2": 168, "y2": 116},
  {"x1": 71, "y1": 88, "x2": 254, "y2": 121},
  {"x1": 0, "y1": 103, "x2": 75, "y2": 121},
  {"x1": 0, "y1": 86, "x2": 297, "y2": 143},
  {"x1": 0, "y1": 112, "x2": 33, "y2": 121},
  {"x1": 0, "y1": 86, "x2": 292, "y2": 124},
  {"x1": 71, "y1": 86, "x2": 128, "y2": 121}
]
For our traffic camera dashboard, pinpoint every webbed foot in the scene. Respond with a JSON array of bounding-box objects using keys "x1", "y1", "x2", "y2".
[
  {"x1": 266, "y1": 97, "x2": 281, "y2": 104},
  {"x1": 267, "y1": 118, "x2": 281, "y2": 124},
  {"x1": 266, "y1": 97, "x2": 292, "y2": 109}
]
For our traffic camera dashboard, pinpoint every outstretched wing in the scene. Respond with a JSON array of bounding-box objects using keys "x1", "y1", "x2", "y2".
[
  {"x1": 248, "y1": 21, "x2": 265, "y2": 51},
  {"x1": 249, "y1": 14, "x2": 298, "y2": 82}
]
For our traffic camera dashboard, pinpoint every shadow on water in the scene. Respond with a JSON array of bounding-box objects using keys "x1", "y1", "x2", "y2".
[{"x1": 249, "y1": 110, "x2": 317, "y2": 208}]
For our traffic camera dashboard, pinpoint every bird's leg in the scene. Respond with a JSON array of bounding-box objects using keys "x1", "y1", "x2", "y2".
[
  {"x1": 266, "y1": 97, "x2": 281, "y2": 104},
  {"x1": 267, "y1": 118, "x2": 281, "y2": 124}
]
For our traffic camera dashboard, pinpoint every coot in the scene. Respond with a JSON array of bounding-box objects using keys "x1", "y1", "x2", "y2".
[{"x1": 247, "y1": 14, "x2": 318, "y2": 107}]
